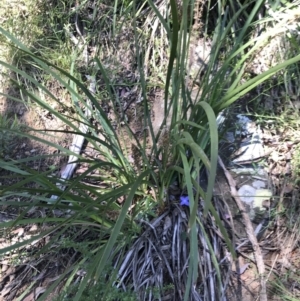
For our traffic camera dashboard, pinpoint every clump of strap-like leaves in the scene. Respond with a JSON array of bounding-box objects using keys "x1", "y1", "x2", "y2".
[{"x1": 0, "y1": 0, "x2": 300, "y2": 301}]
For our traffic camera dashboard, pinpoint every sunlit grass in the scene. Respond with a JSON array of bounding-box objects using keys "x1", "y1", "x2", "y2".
[{"x1": 0, "y1": 0, "x2": 300, "y2": 300}]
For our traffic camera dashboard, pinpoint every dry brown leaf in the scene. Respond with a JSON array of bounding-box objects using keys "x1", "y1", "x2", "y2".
[
  {"x1": 283, "y1": 183, "x2": 293, "y2": 194},
  {"x1": 271, "y1": 164, "x2": 282, "y2": 175},
  {"x1": 29, "y1": 225, "x2": 38, "y2": 233},
  {"x1": 284, "y1": 162, "x2": 291, "y2": 175},
  {"x1": 23, "y1": 287, "x2": 46, "y2": 301},
  {"x1": 11, "y1": 228, "x2": 24, "y2": 237}
]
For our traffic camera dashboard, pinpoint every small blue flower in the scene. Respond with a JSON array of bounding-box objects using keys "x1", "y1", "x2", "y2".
[{"x1": 180, "y1": 195, "x2": 190, "y2": 206}]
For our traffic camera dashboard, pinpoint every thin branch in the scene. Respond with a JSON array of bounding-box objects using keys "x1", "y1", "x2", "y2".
[{"x1": 218, "y1": 156, "x2": 267, "y2": 301}]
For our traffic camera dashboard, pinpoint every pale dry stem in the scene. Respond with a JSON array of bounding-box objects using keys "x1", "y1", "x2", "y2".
[{"x1": 218, "y1": 156, "x2": 267, "y2": 301}]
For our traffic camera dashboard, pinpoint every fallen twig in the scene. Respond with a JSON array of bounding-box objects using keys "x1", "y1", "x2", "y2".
[{"x1": 218, "y1": 156, "x2": 267, "y2": 301}]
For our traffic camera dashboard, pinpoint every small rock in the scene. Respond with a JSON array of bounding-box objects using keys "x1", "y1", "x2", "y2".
[
  {"x1": 238, "y1": 185, "x2": 256, "y2": 204},
  {"x1": 252, "y1": 180, "x2": 266, "y2": 189}
]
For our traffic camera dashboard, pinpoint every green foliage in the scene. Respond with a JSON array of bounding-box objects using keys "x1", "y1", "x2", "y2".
[
  {"x1": 292, "y1": 145, "x2": 300, "y2": 185},
  {"x1": 54, "y1": 267, "x2": 138, "y2": 301},
  {"x1": 269, "y1": 273, "x2": 300, "y2": 301},
  {"x1": 58, "y1": 283, "x2": 137, "y2": 301},
  {"x1": 0, "y1": 0, "x2": 300, "y2": 300},
  {"x1": 0, "y1": 114, "x2": 24, "y2": 157}
]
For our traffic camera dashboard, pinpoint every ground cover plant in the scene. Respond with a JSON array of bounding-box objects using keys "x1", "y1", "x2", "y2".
[{"x1": 0, "y1": 0, "x2": 300, "y2": 300}]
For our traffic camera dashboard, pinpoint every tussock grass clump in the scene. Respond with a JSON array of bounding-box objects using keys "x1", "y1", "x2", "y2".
[{"x1": 0, "y1": 0, "x2": 300, "y2": 300}]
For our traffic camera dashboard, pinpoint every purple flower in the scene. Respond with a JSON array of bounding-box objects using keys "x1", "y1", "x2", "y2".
[{"x1": 180, "y1": 195, "x2": 190, "y2": 206}]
